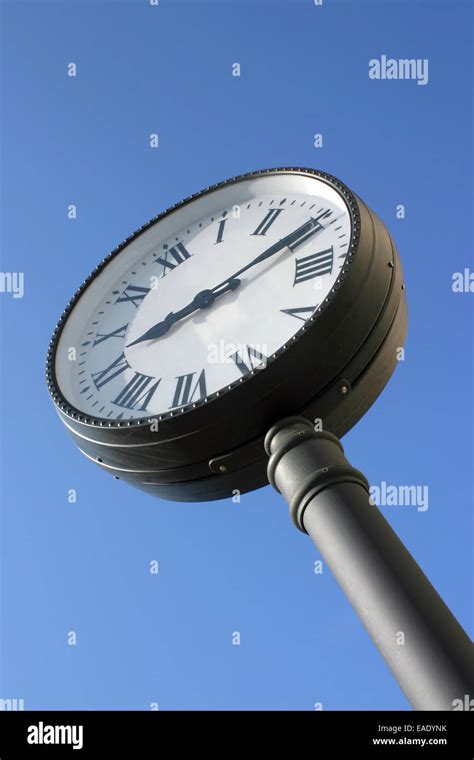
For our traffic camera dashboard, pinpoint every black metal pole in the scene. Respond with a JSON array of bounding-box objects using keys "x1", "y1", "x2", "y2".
[{"x1": 265, "y1": 416, "x2": 474, "y2": 710}]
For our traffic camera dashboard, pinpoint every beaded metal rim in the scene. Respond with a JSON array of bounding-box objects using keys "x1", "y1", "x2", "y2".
[{"x1": 45, "y1": 167, "x2": 361, "y2": 428}]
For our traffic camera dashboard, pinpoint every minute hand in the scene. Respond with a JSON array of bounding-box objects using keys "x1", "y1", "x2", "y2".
[
  {"x1": 211, "y1": 210, "x2": 331, "y2": 291},
  {"x1": 127, "y1": 212, "x2": 330, "y2": 348}
]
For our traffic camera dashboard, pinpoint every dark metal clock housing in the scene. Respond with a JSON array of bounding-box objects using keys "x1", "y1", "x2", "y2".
[{"x1": 46, "y1": 168, "x2": 407, "y2": 501}]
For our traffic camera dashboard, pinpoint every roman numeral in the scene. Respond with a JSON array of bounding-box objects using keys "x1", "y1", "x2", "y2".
[
  {"x1": 252, "y1": 208, "x2": 283, "y2": 236},
  {"x1": 171, "y1": 370, "x2": 207, "y2": 408},
  {"x1": 215, "y1": 219, "x2": 226, "y2": 244},
  {"x1": 230, "y1": 345, "x2": 267, "y2": 376},
  {"x1": 155, "y1": 242, "x2": 192, "y2": 275},
  {"x1": 280, "y1": 306, "x2": 317, "y2": 322},
  {"x1": 288, "y1": 210, "x2": 332, "y2": 251},
  {"x1": 112, "y1": 373, "x2": 161, "y2": 411},
  {"x1": 114, "y1": 285, "x2": 150, "y2": 307},
  {"x1": 91, "y1": 353, "x2": 128, "y2": 389},
  {"x1": 93, "y1": 324, "x2": 128, "y2": 347},
  {"x1": 293, "y1": 246, "x2": 334, "y2": 285}
]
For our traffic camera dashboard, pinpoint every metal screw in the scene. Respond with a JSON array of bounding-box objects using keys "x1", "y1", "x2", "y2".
[{"x1": 219, "y1": 464, "x2": 228, "y2": 473}]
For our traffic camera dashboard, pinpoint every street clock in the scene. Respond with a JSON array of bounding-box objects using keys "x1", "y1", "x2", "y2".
[{"x1": 46, "y1": 168, "x2": 407, "y2": 500}]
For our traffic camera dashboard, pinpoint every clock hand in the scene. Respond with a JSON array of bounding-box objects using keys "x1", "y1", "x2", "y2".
[
  {"x1": 126, "y1": 278, "x2": 240, "y2": 347},
  {"x1": 127, "y1": 210, "x2": 331, "y2": 348},
  {"x1": 210, "y1": 209, "x2": 332, "y2": 291}
]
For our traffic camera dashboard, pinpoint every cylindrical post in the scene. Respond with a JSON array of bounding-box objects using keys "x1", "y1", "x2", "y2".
[{"x1": 265, "y1": 417, "x2": 474, "y2": 710}]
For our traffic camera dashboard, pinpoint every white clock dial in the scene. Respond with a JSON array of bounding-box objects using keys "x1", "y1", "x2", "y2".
[{"x1": 55, "y1": 172, "x2": 352, "y2": 420}]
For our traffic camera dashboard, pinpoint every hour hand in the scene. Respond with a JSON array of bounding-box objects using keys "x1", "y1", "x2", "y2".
[
  {"x1": 126, "y1": 278, "x2": 240, "y2": 348},
  {"x1": 126, "y1": 311, "x2": 178, "y2": 347}
]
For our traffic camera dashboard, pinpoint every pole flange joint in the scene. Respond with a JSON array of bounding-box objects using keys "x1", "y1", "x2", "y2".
[
  {"x1": 265, "y1": 417, "x2": 369, "y2": 532},
  {"x1": 287, "y1": 464, "x2": 370, "y2": 532}
]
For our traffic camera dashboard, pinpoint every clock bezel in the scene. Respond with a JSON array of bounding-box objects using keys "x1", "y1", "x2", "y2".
[{"x1": 46, "y1": 167, "x2": 361, "y2": 428}]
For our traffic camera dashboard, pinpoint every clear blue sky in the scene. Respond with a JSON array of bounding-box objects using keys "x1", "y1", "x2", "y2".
[{"x1": 0, "y1": 0, "x2": 472, "y2": 710}]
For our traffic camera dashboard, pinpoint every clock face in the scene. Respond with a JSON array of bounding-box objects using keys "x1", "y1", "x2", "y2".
[{"x1": 54, "y1": 171, "x2": 354, "y2": 422}]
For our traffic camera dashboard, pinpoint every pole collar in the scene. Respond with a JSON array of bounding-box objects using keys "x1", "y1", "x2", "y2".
[{"x1": 265, "y1": 417, "x2": 369, "y2": 532}]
